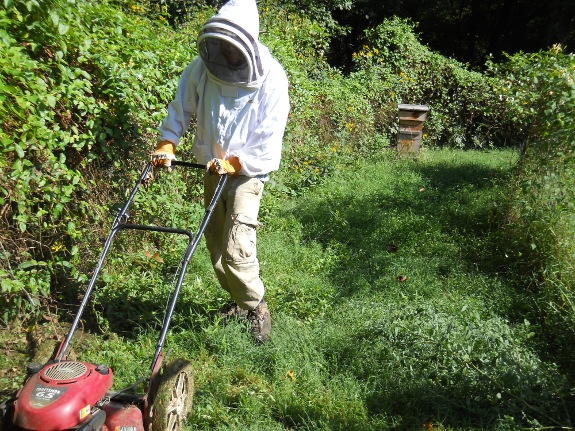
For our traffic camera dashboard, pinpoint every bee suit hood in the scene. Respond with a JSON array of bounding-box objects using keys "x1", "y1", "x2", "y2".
[
  {"x1": 197, "y1": 0, "x2": 270, "y2": 87},
  {"x1": 158, "y1": 0, "x2": 290, "y2": 177}
]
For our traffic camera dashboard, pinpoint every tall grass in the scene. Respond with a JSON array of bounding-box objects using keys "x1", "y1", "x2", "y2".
[
  {"x1": 487, "y1": 48, "x2": 575, "y2": 383},
  {"x1": 66, "y1": 149, "x2": 573, "y2": 430}
]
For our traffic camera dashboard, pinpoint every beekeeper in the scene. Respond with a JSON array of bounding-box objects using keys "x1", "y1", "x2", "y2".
[{"x1": 150, "y1": 0, "x2": 290, "y2": 344}]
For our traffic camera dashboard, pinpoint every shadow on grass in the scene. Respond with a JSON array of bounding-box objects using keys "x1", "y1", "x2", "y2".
[{"x1": 293, "y1": 157, "x2": 513, "y2": 299}]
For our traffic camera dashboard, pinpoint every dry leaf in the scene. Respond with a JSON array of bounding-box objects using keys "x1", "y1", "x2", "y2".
[
  {"x1": 144, "y1": 250, "x2": 164, "y2": 263},
  {"x1": 387, "y1": 244, "x2": 398, "y2": 253},
  {"x1": 397, "y1": 275, "x2": 408, "y2": 282}
]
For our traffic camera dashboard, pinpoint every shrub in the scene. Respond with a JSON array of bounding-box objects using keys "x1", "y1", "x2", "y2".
[
  {"x1": 351, "y1": 17, "x2": 513, "y2": 148},
  {"x1": 0, "y1": 0, "x2": 201, "y2": 322},
  {"x1": 489, "y1": 46, "x2": 575, "y2": 376}
]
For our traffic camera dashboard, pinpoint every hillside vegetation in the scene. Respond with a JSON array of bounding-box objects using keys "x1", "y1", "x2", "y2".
[{"x1": 1, "y1": 0, "x2": 575, "y2": 429}]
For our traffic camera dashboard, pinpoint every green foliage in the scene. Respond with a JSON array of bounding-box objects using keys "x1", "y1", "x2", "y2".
[
  {"x1": 109, "y1": 0, "x2": 216, "y2": 28},
  {"x1": 1, "y1": 0, "x2": 575, "y2": 428},
  {"x1": 0, "y1": 261, "x2": 51, "y2": 322},
  {"x1": 260, "y1": 3, "x2": 335, "y2": 78},
  {"x1": 350, "y1": 18, "x2": 512, "y2": 149},
  {"x1": 21, "y1": 149, "x2": 570, "y2": 430},
  {"x1": 322, "y1": 300, "x2": 567, "y2": 428},
  {"x1": 87, "y1": 168, "x2": 209, "y2": 333},
  {"x1": 266, "y1": 0, "x2": 352, "y2": 35},
  {"x1": 487, "y1": 45, "x2": 575, "y2": 153},
  {"x1": 0, "y1": 0, "x2": 202, "y2": 321},
  {"x1": 274, "y1": 149, "x2": 570, "y2": 428},
  {"x1": 488, "y1": 47, "x2": 575, "y2": 376},
  {"x1": 260, "y1": 10, "x2": 391, "y2": 195}
]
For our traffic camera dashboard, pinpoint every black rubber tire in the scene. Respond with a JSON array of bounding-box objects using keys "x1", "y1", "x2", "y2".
[{"x1": 147, "y1": 358, "x2": 194, "y2": 431}]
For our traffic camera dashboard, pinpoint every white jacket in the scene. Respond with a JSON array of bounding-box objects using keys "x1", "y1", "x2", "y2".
[{"x1": 158, "y1": 0, "x2": 290, "y2": 177}]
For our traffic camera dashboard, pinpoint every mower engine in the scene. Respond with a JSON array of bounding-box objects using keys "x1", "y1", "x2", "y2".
[{"x1": 12, "y1": 361, "x2": 113, "y2": 431}]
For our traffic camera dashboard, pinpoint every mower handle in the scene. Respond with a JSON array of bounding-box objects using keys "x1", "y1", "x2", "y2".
[
  {"x1": 170, "y1": 160, "x2": 206, "y2": 169},
  {"x1": 56, "y1": 161, "x2": 226, "y2": 363}
]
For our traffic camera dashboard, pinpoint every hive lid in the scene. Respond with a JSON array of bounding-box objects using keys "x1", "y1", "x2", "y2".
[{"x1": 398, "y1": 104, "x2": 429, "y2": 112}]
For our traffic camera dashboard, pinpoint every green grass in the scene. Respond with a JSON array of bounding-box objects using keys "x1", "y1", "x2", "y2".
[{"x1": 3, "y1": 148, "x2": 574, "y2": 430}]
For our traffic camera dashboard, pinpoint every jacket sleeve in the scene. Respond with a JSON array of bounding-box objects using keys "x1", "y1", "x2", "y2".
[
  {"x1": 231, "y1": 63, "x2": 290, "y2": 176},
  {"x1": 157, "y1": 59, "x2": 201, "y2": 146}
]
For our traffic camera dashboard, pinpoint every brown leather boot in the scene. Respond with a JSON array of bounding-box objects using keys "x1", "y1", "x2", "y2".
[{"x1": 247, "y1": 301, "x2": 271, "y2": 344}]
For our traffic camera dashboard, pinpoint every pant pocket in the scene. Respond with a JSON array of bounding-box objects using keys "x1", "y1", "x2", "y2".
[{"x1": 226, "y1": 214, "x2": 260, "y2": 263}]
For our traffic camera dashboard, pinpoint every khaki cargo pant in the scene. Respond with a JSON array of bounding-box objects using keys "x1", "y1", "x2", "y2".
[{"x1": 203, "y1": 173, "x2": 265, "y2": 311}]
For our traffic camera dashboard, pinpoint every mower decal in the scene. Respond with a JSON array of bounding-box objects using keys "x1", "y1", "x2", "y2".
[
  {"x1": 115, "y1": 427, "x2": 137, "y2": 431},
  {"x1": 30, "y1": 383, "x2": 68, "y2": 407},
  {"x1": 79, "y1": 404, "x2": 91, "y2": 420}
]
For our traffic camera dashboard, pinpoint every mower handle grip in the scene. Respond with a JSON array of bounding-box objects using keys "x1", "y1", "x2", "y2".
[{"x1": 170, "y1": 160, "x2": 206, "y2": 170}]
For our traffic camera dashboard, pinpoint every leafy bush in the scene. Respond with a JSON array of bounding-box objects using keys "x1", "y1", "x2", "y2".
[
  {"x1": 259, "y1": 8, "x2": 392, "y2": 196},
  {"x1": 489, "y1": 46, "x2": 575, "y2": 376},
  {"x1": 351, "y1": 18, "x2": 513, "y2": 148},
  {"x1": 0, "y1": 0, "x2": 203, "y2": 322}
]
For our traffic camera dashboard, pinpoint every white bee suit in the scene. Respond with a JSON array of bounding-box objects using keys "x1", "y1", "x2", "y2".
[
  {"x1": 157, "y1": 0, "x2": 289, "y2": 312},
  {"x1": 158, "y1": 0, "x2": 290, "y2": 178}
]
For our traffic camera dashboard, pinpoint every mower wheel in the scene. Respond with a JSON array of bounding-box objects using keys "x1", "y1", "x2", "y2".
[{"x1": 147, "y1": 358, "x2": 194, "y2": 431}]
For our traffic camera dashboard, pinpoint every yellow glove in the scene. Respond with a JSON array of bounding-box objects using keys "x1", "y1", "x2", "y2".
[
  {"x1": 206, "y1": 157, "x2": 241, "y2": 176},
  {"x1": 150, "y1": 141, "x2": 176, "y2": 168}
]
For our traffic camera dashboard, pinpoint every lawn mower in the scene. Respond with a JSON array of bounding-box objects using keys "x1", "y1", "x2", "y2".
[{"x1": 0, "y1": 161, "x2": 228, "y2": 431}]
